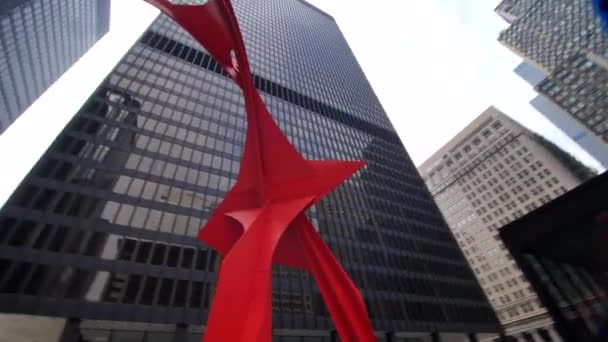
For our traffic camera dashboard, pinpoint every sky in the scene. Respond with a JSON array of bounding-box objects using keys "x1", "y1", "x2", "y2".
[
  {"x1": 0, "y1": 0, "x2": 604, "y2": 205},
  {"x1": 305, "y1": 0, "x2": 604, "y2": 171},
  {"x1": 0, "y1": 2, "x2": 158, "y2": 205}
]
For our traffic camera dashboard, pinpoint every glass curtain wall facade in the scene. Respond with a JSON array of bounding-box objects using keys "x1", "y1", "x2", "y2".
[
  {"x1": 0, "y1": 1, "x2": 499, "y2": 340},
  {"x1": 0, "y1": 0, "x2": 111, "y2": 134}
]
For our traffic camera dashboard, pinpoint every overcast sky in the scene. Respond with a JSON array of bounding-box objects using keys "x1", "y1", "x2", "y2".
[{"x1": 0, "y1": 0, "x2": 603, "y2": 205}]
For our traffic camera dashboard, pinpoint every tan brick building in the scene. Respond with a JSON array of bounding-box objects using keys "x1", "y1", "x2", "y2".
[{"x1": 419, "y1": 107, "x2": 589, "y2": 341}]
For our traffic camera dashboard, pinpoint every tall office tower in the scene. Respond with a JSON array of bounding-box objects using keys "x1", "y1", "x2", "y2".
[
  {"x1": 498, "y1": 0, "x2": 607, "y2": 73},
  {"x1": 494, "y1": 0, "x2": 536, "y2": 24},
  {"x1": 531, "y1": 95, "x2": 608, "y2": 169},
  {"x1": 0, "y1": 0, "x2": 111, "y2": 134},
  {"x1": 497, "y1": 0, "x2": 608, "y2": 170},
  {"x1": 536, "y1": 53, "x2": 608, "y2": 147},
  {"x1": 513, "y1": 61, "x2": 546, "y2": 87},
  {"x1": 0, "y1": 1, "x2": 500, "y2": 341},
  {"x1": 419, "y1": 107, "x2": 589, "y2": 341},
  {"x1": 514, "y1": 61, "x2": 608, "y2": 169}
]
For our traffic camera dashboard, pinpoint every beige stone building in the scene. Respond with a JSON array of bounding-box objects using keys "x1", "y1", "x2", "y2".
[{"x1": 419, "y1": 107, "x2": 586, "y2": 341}]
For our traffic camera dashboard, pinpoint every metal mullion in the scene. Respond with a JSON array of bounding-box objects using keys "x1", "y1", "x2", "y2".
[
  {"x1": 29, "y1": 174, "x2": 206, "y2": 218},
  {"x1": 54, "y1": 1, "x2": 68, "y2": 74},
  {"x1": 7, "y1": 10, "x2": 32, "y2": 110},
  {"x1": 539, "y1": 258, "x2": 597, "y2": 335},
  {"x1": 174, "y1": 58, "x2": 211, "y2": 319},
  {"x1": 573, "y1": 267, "x2": 608, "y2": 316},
  {"x1": 190, "y1": 79, "x2": 221, "y2": 310},
  {"x1": 56, "y1": 150, "x2": 227, "y2": 205},
  {"x1": 14, "y1": 218, "x2": 50, "y2": 251},
  {"x1": 561, "y1": 264, "x2": 605, "y2": 325},
  {"x1": 123, "y1": 49, "x2": 186, "y2": 317},
  {"x1": 14, "y1": 258, "x2": 40, "y2": 295},
  {"x1": 67, "y1": 0, "x2": 78, "y2": 64},
  {"x1": 19, "y1": 4, "x2": 43, "y2": 96}
]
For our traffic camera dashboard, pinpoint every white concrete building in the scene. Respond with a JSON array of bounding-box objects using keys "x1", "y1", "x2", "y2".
[{"x1": 419, "y1": 107, "x2": 588, "y2": 341}]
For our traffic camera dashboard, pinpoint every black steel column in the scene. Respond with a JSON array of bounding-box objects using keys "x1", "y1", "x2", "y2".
[
  {"x1": 59, "y1": 318, "x2": 81, "y2": 342},
  {"x1": 173, "y1": 324, "x2": 188, "y2": 342}
]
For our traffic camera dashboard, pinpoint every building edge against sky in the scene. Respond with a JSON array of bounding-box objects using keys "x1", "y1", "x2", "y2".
[
  {"x1": 0, "y1": 0, "x2": 111, "y2": 134},
  {"x1": 513, "y1": 60, "x2": 608, "y2": 169},
  {"x1": 0, "y1": 1, "x2": 499, "y2": 341},
  {"x1": 496, "y1": 0, "x2": 608, "y2": 171},
  {"x1": 419, "y1": 106, "x2": 589, "y2": 341}
]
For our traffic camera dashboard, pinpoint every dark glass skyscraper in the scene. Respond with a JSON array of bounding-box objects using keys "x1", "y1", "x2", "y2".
[
  {"x1": 0, "y1": 0, "x2": 111, "y2": 134},
  {"x1": 0, "y1": 1, "x2": 499, "y2": 340}
]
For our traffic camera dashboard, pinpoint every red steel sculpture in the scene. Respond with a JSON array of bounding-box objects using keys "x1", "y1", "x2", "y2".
[{"x1": 145, "y1": 0, "x2": 376, "y2": 341}]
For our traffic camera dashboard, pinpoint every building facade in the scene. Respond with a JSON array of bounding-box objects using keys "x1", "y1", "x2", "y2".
[
  {"x1": 0, "y1": 0, "x2": 111, "y2": 134},
  {"x1": 494, "y1": 0, "x2": 536, "y2": 24},
  {"x1": 512, "y1": 59, "x2": 608, "y2": 170},
  {"x1": 497, "y1": 0, "x2": 608, "y2": 171},
  {"x1": 498, "y1": 0, "x2": 607, "y2": 73},
  {"x1": 0, "y1": 1, "x2": 499, "y2": 341},
  {"x1": 500, "y1": 171, "x2": 608, "y2": 341},
  {"x1": 530, "y1": 95, "x2": 608, "y2": 169},
  {"x1": 535, "y1": 53, "x2": 608, "y2": 148},
  {"x1": 419, "y1": 107, "x2": 585, "y2": 341},
  {"x1": 513, "y1": 61, "x2": 547, "y2": 87}
]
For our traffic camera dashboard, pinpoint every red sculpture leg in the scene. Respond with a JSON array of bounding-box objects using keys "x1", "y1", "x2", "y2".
[
  {"x1": 294, "y1": 215, "x2": 376, "y2": 342},
  {"x1": 143, "y1": 1, "x2": 377, "y2": 341},
  {"x1": 203, "y1": 197, "x2": 314, "y2": 342}
]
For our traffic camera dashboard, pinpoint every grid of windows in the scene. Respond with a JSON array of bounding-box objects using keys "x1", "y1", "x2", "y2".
[
  {"x1": 420, "y1": 107, "x2": 582, "y2": 338},
  {"x1": 498, "y1": 0, "x2": 607, "y2": 73},
  {"x1": 531, "y1": 95, "x2": 608, "y2": 169},
  {"x1": 537, "y1": 53, "x2": 608, "y2": 145},
  {"x1": 0, "y1": 0, "x2": 110, "y2": 134},
  {"x1": 498, "y1": 0, "x2": 608, "y2": 171},
  {"x1": 0, "y1": 1, "x2": 498, "y2": 338},
  {"x1": 494, "y1": 0, "x2": 537, "y2": 23}
]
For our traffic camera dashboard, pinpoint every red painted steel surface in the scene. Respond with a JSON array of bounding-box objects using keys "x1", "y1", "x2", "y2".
[{"x1": 144, "y1": 1, "x2": 375, "y2": 340}]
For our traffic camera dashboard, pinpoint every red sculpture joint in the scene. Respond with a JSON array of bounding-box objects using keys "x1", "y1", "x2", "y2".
[{"x1": 145, "y1": 1, "x2": 376, "y2": 341}]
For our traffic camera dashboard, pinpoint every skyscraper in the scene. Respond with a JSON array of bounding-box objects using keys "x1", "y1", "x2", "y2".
[
  {"x1": 419, "y1": 107, "x2": 589, "y2": 341},
  {"x1": 494, "y1": 0, "x2": 536, "y2": 24},
  {"x1": 535, "y1": 53, "x2": 608, "y2": 148},
  {"x1": 530, "y1": 95, "x2": 608, "y2": 168},
  {"x1": 0, "y1": 0, "x2": 111, "y2": 134},
  {"x1": 513, "y1": 61, "x2": 547, "y2": 87},
  {"x1": 513, "y1": 60, "x2": 608, "y2": 169},
  {"x1": 0, "y1": 1, "x2": 499, "y2": 341},
  {"x1": 497, "y1": 0, "x2": 608, "y2": 171},
  {"x1": 498, "y1": 0, "x2": 607, "y2": 73}
]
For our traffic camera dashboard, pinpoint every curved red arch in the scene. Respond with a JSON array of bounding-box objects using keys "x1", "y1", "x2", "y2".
[{"x1": 144, "y1": 1, "x2": 375, "y2": 341}]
